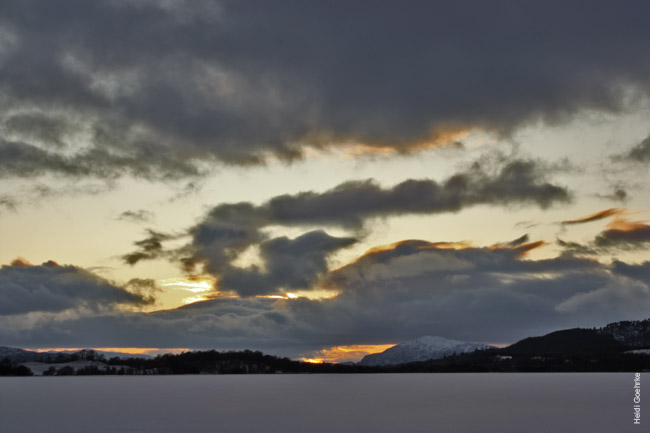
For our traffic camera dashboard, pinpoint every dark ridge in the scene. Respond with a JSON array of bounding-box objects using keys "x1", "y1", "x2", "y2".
[{"x1": 501, "y1": 328, "x2": 628, "y2": 356}]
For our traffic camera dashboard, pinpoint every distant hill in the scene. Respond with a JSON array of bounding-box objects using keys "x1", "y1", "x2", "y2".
[
  {"x1": 0, "y1": 347, "x2": 152, "y2": 364},
  {"x1": 501, "y1": 319, "x2": 650, "y2": 357},
  {"x1": 2, "y1": 317, "x2": 649, "y2": 375},
  {"x1": 359, "y1": 336, "x2": 493, "y2": 366},
  {"x1": 599, "y1": 319, "x2": 650, "y2": 347},
  {"x1": 0, "y1": 346, "x2": 43, "y2": 363},
  {"x1": 501, "y1": 328, "x2": 626, "y2": 356}
]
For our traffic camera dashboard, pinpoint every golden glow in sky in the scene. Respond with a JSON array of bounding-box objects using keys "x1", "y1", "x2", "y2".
[
  {"x1": 301, "y1": 344, "x2": 397, "y2": 364},
  {"x1": 155, "y1": 276, "x2": 217, "y2": 309}
]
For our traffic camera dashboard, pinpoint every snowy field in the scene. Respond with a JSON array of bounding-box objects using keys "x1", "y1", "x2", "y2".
[{"x1": 0, "y1": 373, "x2": 640, "y2": 433}]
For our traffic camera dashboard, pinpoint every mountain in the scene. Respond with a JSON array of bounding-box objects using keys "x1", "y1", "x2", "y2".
[
  {"x1": 501, "y1": 319, "x2": 650, "y2": 357},
  {"x1": 0, "y1": 346, "x2": 43, "y2": 363},
  {"x1": 598, "y1": 319, "x2": 650, "y2": 347},
  {"x1": 0, "y1": 347, "x2": 152, "y2": 363},
  {"x1": 38, "y1": 349, "x2": 153, "y2": 360},
  {"x1": 500, "y1": 328, "x2": 626, "y2": 356},
  {"x1": 359, "y1": 336, "x2": 493, "y2": 366}
]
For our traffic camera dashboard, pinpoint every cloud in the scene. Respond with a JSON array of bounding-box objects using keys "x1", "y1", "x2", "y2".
[
  {"x1": 594, "y1": 222, "x2": 650, "y2": 250},
  {"x1": 562, "y1": 208, "x2": 624, "y2": 225},
  {"x1": 558, "y1": 209, "x2": 650, "y2": 254},
  {"x1": 556, "y1": 239, "x2": 600, "y2": 256},
  {"x1": 494, "y1": 234, "x2": 530, "y2": 248},
  {"x1": 256, "y1": 159, "x2": 569, "y2": 230},
  {"x1": 219, "y1": 230, "x2": 357, "y2": 296},
  {"x1": 4, "y1": 240, "x2": 650, "y2": 357},
  {"x1": 123, "y1": 278, "x2": 162, "y2": 306},
  {"x1": 0, "y1": 138, "x2": 202, "y2": 181},
  {"x1": 117, "y1": 210, "x2": 155, "y2": 224},
  {"x1": 0, "y1": 194, "x2": 17, "y2": 212},
  {"x1": 1, "y1": 0, "x2": 650, "y2": 178},
  {"x1": 312, "y1": 240, "x2": 650, "y2": 344},
  {"x1": 122, "y1": 229, "x2": 182, "y2": 265},
  {"x1": 122, "y1": 158, "x2": 569, "y2": 296},
  {"x1": 621, "y1": 134, "x2": 650, "y2": 163},
  {"x1": 612, "y1": 260, "x2": 650, "y2": 281},
  {"x1": 597, "y1": 188, "x2": 628, "y2": 203},
  {"x1": 0, "y1": 260, "x2": 151, "y2": 316}
]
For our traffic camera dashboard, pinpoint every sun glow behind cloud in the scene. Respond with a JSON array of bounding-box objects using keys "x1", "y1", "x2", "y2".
[
  {"x1": 157, "y1": 276, "x2": 217, "y2": 308},
  {"x1": 300, "y1": 127, "x2": 474, "y2": 159},
  {"x1": 256, "y1": 289, "x2": 339, "y2": 301},
  {"x1": 300, "y1": 344, "x2": 396, "y2": 364}
]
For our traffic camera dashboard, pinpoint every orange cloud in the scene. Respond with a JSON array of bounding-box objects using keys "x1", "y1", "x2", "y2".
[
  {"x1": 418, "y1": 241, "x2": 474, "y2": 251},
  {"x1": 366, "y1": 240, "x2": 473, "y2": 256},
  {"x1": 606, "y1": 214, "x2": 650, "y2": 231},
  {"x1": 562, "y1": 208, "x2": 624, "y2": 225},
  {"x1": 300, "y1": 126, "x2": 471, "y2": 159},
  {"x1": 9, "y1": 257, "x2": 32, "y2": 266},
  {"x1": 592, "y1": 211, "x2": 650, "y2": 249},
  {"x1": 336, "y1": 237, "x2": 546, "y2": 275},
  {"x1": 341, "y1": 127, "x2": 470, "y2": 157}
]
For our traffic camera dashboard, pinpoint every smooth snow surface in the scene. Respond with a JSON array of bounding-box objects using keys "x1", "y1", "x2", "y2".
[{"x1": 0, "y1": 373, "x2": 638, "y2": 433}]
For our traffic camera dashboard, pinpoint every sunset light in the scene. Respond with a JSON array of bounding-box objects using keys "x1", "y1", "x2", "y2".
[
  {"x1": 2, "y1": 2, "x2": 650, "y2": 431},
  {"x1": 303, "y1": 344, "x2": 397, "y2": 364}
]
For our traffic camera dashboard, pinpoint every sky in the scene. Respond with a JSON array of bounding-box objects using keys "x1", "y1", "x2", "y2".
[{"x1": 1, "y1": 0, "x2": 650, "y2": 362}]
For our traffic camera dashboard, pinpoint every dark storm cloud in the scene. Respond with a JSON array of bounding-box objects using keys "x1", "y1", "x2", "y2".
[
  {"x1": 4, "y1": 240, "x2": 649, "y2": 356},
  {"x1": 219, "y1": 231, "x2": 357, "y2": 297},
  {"x1": 122, "y1": 158, "x2": 569, "y2": 295},
  {"x1": 1, "y1": 0, "x2": 650, "y2": 178},
  {"x1": 305, "y1": 240, "x2": 650, "y2": 345},
  {"x1": 2, "y1": 112, "x2": 74, "y2": 148},
  {"x1": 594, "y1": 224, "x2": 650, "y2": 250},
  {"x1": 184, "y1": 157, "x2": 568, "y2": 264},
  {"x1": 0, "y1": 139, "x2": 202, "y2": 181},
  {"x1": 0, "y1": 260, "x2": 150, "y2": 315},
  {"x1": 257, "y1": 159, "x2": 569, "y2": 229},
  {"x1": 612, "y1": 260, "x2": 650, "y2": 282}
]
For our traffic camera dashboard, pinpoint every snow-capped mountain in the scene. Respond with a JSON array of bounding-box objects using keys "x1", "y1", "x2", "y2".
[
  {"x1": 0, "y1": 346, "x2": 152, "y2": 363},
  {"x1": 0, "y1": 346, "x2": 42, "y2": 363},
  {"x1": 359, "y1": 336, "x2": 493, "y2": 366}
]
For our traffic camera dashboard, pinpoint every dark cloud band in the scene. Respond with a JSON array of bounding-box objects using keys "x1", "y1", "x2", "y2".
[
  {"x1": 122, "y1": 158, "x2": 569, "y2": 296},
  {"x1": 4, "y1": 242, "x2": 650, "y2": 358},
  {"x1": 1, "y1": 0, "x2": 650, "y2": 178},
  {"x1": 0, "y1": 260, "x2": 150, "y2": 315}
]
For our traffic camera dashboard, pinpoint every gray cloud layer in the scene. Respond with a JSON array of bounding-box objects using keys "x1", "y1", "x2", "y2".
[
  {"x1": 4, "y1": 242, "x2": 650, "y2": 357},
  {"x1": 123, "y1": 158, "x2": 569, "y2": 295},
  {"x1": 0, "y1": 260, "x2": 149, "y2": 316},
  {"x1": 1, "y1": 0, "x2": 650, "y2": 179}
]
